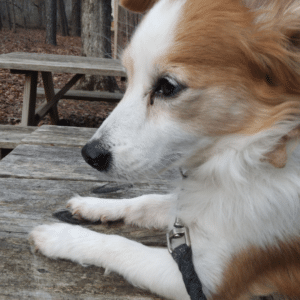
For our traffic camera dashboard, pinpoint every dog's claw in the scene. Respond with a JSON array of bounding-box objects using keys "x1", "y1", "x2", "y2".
[{"x1": 73, "y1": 211, "x2": 84, "y2": 220}]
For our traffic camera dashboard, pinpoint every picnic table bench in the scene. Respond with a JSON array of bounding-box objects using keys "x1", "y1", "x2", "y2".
[
  {"x1": 0, "y1": 124, "x2": 284, "y2": 299},
  {"x1": 0, "y1": 52, "x2": 126, "y2": 126}
]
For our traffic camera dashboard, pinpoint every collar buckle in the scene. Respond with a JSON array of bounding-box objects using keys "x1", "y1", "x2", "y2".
[{"x1": 167, "y1": 217, "x2": 191, "y2": 254}]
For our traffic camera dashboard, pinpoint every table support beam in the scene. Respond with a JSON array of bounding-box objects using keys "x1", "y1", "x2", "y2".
[
  {"x1": 41, "y1": 72, "x2": 59, "y2": 125},
  {"x1": 21, "y1": 71, "x2": 38, "y2": 126},
  {"x1": 35, "y1": 73, "x2": 84, "y2": 123}
]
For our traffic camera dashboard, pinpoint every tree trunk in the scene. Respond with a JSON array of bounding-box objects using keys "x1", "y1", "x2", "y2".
[
  {"x1": 5, "y1": 0, "x2": 12, "y2": 30},
  {"x1": 71, "y1": 0, "x2": 81, "y2": 37},
  {"x1": 45, "y1": 0, "x2": 57, "y2": 46},
  {"x1": 37, "y1": 1, "x2": 44, "y2": 29},
  {"x1": 21, "y1": 0, "x2": 27, "y2": 29},
  {"x1": 82, "y1": 0, "x2": 111, "y2": 59},
  {"x1": 79, "y1": 0, "x2": 118, "y2": 92},
  {"x1": 57, "y1": 0, "x2": 69, "y2": 36},
  {"x1": 0, "y1": 6, "x2": 3, "y2": 30},
  {"x1": 10, "y1": 0, "x2": 16, "y2": 33}
]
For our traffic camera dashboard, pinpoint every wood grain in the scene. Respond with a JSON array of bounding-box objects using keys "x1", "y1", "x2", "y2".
[
  {"x1": 21, "y1": 71, "x2": 38, "y2": 126},
  {"x1": 0, "y1": 178, "x2": 166, "y2": 299},
  {"x1": 21, "y1": 125, "x2": 96, "y2": 148},
  {"x1": 0, "y1": 52, "x2": 126, "y2": 76},
  {"x1": 0, "y1": 125, "x2": 36, "y2": 149},
  {"x1": 36, "y1": 87, "x2": 123, "y2": 102}
]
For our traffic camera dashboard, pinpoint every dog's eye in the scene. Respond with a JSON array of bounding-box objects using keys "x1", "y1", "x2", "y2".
[{"x1": 153, "y1": 77, "x2": 185, "y2": 99}]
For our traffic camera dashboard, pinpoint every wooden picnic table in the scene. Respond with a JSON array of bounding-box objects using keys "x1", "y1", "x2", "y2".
[
  {"x1": 0, "y1": 125, "x2": 282, "y2": 299},
  {"x1": 0, "y1": 52, "x2": 126, "y2": 126},
  {"x1": 0, "y1": 125, "x2": 174, "y2": 299}
]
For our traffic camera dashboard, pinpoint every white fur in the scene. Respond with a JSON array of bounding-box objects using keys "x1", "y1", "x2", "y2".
[
  {"x1": 30, "y1": 223, "x2": 189, "y2": 300},
  {"x1": 88, "y1": 0, "x2": 194, "y2": 181},
  {"x1": 67, "y1": 193, "x2": 174, "y2": 229},
  {"x1": 177, "y1": 129, "x2": 300, "y2": 294},
  {"x1": 29, "y1": 0, "x2": 300, "y2": 299}
]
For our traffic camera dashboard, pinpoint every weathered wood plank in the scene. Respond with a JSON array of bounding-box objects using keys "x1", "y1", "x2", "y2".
[
  {"x1": 20, "y1": 71, "x2": 38, "y2": 126},
  {"x1": 0, "y1": 52, "x2": 126, "y2": 76},
  {"x1": 21, "y1": 125, "x2": 96, "y2": 148},
  {"x1": 0, "y1": 144, "x2": 108, "y2": 181},
  {"x1": 0, "y1": 125, "x2": 36, "y2": 149},
  {"x1": 0, "y1": 144, "x2": 180, "y2": 182},
  {"x1": 0, "y1": 177, "x2": 166, "y2": 299},
  {"x1": 36, "y1": 87, "x2": 123, "y2": 102},
  {"x1": 0, "y1": 178, "x2": 169, "y2": 242}
]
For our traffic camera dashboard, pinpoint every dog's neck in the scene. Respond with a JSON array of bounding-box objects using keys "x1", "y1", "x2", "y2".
[{"x1": 176, "y1": 142, "x2": 300, "y2": 246}]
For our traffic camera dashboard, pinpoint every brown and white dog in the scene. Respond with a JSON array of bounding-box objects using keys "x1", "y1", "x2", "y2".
[{"x1": 30, "y1": 0, "x2": 300, "y2": 299}]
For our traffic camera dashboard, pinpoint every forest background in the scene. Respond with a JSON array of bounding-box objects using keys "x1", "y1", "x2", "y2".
[{"x1": 0, "y1": 0, "x2": 141, "y2": 127}]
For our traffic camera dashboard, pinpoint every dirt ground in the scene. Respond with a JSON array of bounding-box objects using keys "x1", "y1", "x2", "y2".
[{"x1": 0, "y1": 28, "x2": 119, "y2": 128}]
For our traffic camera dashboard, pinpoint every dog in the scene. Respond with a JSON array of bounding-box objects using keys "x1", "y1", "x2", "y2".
[{"x1": 30, "y1": 0, "x2": 300, "y2": 299}]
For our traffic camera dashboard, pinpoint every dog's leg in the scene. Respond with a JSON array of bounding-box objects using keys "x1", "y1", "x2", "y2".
[
  {"x1": 29, "y1": 223, "x2": 190, "y2": 300},
  {"x1": 67, "y1": 193, "x2": 174, "y2": 229}
]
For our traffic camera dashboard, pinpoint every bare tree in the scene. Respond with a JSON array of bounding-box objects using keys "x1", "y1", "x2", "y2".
[
  {"x1": 79, "y1": 0, "x2": 118, "y2": 91},
  {"x1": 57, "y1": 0, "x2": 69, "y2": 36},
  {"x1": 32, "y1": 0, "x2": 45, "y2": 29},
  {"x1": 5, "y1": 0, "x2": 12, "y2": 30},
  {"x1": 0, "y1": 6, "x2": 2, "y2": 31},
  {"x1": 21, "y1": 0, "x2": 27, "y2": 29},
  {"x1": 45, "y1": 0, "x2": 57, "y2": 45},
  {"x1": 10, "y1": 0, "x2": 16, "y2": 32},
  {"x1": 71, "y1": 0, "x2": 81, "y2": 37}
]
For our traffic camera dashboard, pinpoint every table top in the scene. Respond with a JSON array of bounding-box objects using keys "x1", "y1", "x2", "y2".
[
  {"x1": 0, "y1": 177, "x2": 167, "y2": 299},
  {"x1": 0, "y1": 125, "x2": 172, "y2": 299},
  {"x1": 0, "y1": 52, "x2": 127, "y2": 76},
  {"x1": 0, "y1": 124, "x2": 36, "y2": 149}
]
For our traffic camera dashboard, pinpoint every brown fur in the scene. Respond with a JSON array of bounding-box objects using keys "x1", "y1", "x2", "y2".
[
  {"x1": 161, "y1": 0, "x2": 300, "y2": 168},
  {"x1": 120, "y1": 0, "x2": 158, "y2": 12},
  {"x1": 122, "y1": 48, "x2": 134, "y2": 85},
  {"x1": 263, "y1": 126, "x2": 300, "y2": 168},
  {"x1": 213, "y1": 239, "x2": 300, "y2": 299},
  {"x1": 166, "y1": 2, "x2": 300, "y2": 297}
]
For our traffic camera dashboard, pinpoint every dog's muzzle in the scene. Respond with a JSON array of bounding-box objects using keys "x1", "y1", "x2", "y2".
[{"x1": 81, "y1": 140, "x2": 112, "y2": 172}]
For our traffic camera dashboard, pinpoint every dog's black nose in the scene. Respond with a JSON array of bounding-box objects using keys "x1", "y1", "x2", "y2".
[{"x1": 81, "y1": 141, "x2": 112, "y2": 172}]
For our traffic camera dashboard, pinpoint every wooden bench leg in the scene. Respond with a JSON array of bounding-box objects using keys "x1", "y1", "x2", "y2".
[
  {"x1": 41, "y1": 72, "x2": 59, "y2": 125},
  {"x1": 21, "y1": 71, "x2": 38, "y2": 126}
]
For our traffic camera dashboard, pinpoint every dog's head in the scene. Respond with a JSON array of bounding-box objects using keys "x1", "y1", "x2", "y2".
[{"x1": 82, "y1": 0, "x2": 300, "y2": 180}]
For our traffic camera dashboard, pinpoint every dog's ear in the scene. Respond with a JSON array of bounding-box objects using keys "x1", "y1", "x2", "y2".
[
  {"x1": 242, "y1": 0, "x2": 300, "y2": 94},
  {"x1": 243, "y1": 1, "x2": 300, "y2": 169},
  {"x1": 120, "y1": 0, "x2": 158, "y2": 12},
  {"x1": 264, "y1": 126, "x2": 300, "y2": 168}
]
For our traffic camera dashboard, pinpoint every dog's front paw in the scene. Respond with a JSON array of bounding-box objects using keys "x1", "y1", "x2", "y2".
[
  {"x1": 29, "y1": 223, "x2": 88, "y2": 259},
  {"x1": 66, "y1": 196, "x2": 124, "y2": 223},
  {"x1": 29, "y1": 223, "x2": 106, "y2": 266}
]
